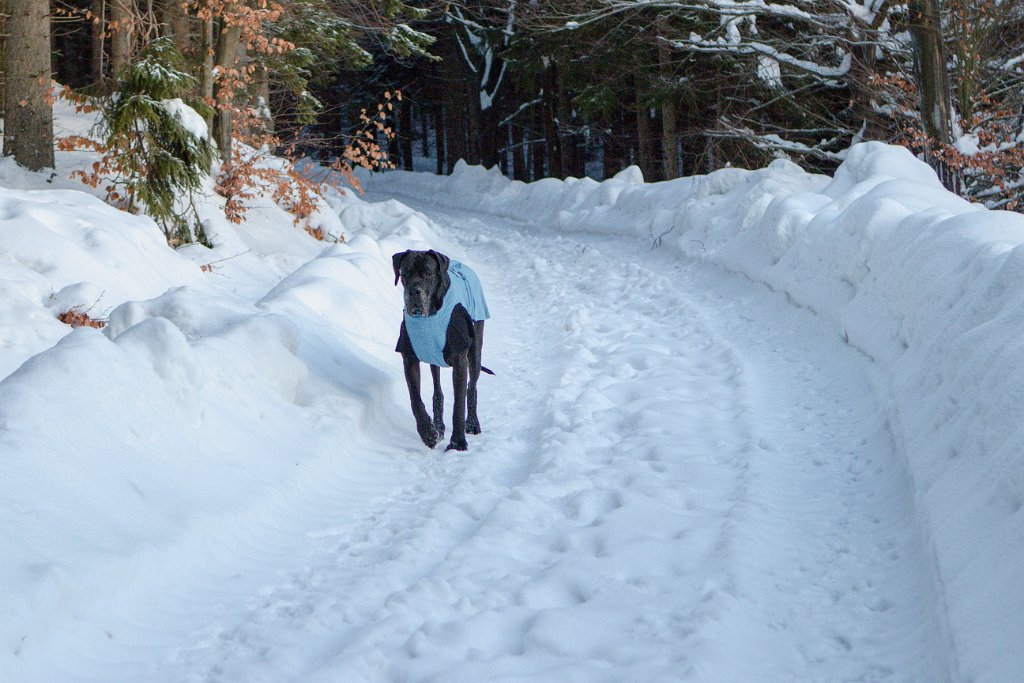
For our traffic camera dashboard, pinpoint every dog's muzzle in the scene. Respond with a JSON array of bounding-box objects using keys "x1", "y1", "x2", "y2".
[{"x1": 405, "y1": 288, "x2": 430, "y2": 317}]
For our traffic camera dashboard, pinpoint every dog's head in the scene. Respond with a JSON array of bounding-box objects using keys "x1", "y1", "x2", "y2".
[{"x1": 392, "y1": 249, "x2": 451, "y2": 317}]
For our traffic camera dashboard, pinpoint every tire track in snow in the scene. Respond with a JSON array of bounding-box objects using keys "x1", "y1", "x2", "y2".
[{"x1": 670, "y1": 264, "x2": 954, "y2": 683}]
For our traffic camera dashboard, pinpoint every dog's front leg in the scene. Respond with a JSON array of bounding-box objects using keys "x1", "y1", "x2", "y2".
[
  {"x1": 430, "y1": 364, "x2": 445, "y2": 438},
  {"x1": 445, "y1": 352, "x2": 469, "y2": 451},
  {"x1": 466, "y1": 321, "x2": 484, "y2": 435},
  {"x1": 403, "y1": 355, "x2": 438, "y2": 448}
]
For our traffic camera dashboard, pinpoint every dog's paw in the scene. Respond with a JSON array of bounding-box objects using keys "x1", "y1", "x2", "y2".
[
  {"x1": 466, "y1": 417, "x2": 481, "y2": 435},
  {"x1": 444, "y1": 436, "x2": 468, "y2": 452}
]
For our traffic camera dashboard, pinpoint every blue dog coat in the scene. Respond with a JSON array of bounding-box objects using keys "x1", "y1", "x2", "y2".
[{"x1": 403, "y1": 260, "x2": 489, "y2": 367}]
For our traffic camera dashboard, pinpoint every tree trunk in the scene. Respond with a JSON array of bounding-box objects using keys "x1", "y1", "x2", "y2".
[
  {"x1": 679, "y1": 95, "x2": 702, "y2": 176},
  {"x1": 420, "y1": 104, "x2": 430, "y2": 158},
  {"x1": 387, "y1": 111, "x2": 400, "y2": 167},
  {"x1": 557, "y1": 84, "x2": 575, "y2": 177},
  {"x1": 465, "y1": 86, "x2": 481, "y2": 166},
  {"x1": 260, "y1": 62, "x2": 273, "y2": 131},
  {"x1": 90, "y1": 0, "x2": 107, "y2": 86},
  {"x1": 3, "y1": 0, "x2": 54, "y2": 170},
  {"x1": 658, "y1": 18, "x2": 680, "y2": 179},
  {"x1": 109, "y1": 0, "x2": 134, "y2": 77},
  {"x1": 213, "y1": 10, "x2": 242, "y2": 160},
  {"x1": 542, "y1": 62, "x2": 562, "y2": 178},
  {"x1": 199, "y1": 10, "x2": 214, "y2": 130},
  {"x1": 438, "y1": 31, "x2": 466, "y2": 174},
  {"x1": 636, "y1": 89, "x2": 657, "y2": 182},
  {"x1": 511, "y1": 122, "x2": 527, "y2": 181},
  {"x1": 603, "y1": 113, "x2": 625, "y2": 180},
  {"x1": 444, "y1": 91, "x2": 466, "y2": 173},
  {"x1": 532, "y1": 98, "x2": 546, "y2": 179},
  {"x1": 400, "y1": 97, "x2": 414, "y2": 171},
  {"x1": 165, "y1": 0, "x2": 191, "y2": 60},
  {"x1": 908, "y1": 0, "x2": 957, "y2": 190},
  {"x1": 661, "y1": 99, "x2": 679, "y2": 179},
  {"x1": 479, "y1": 103, "x2": 499, "y2": 168},
  {"x1": 909, "y1": 0, "x2": 953, "y2": 146},
  {"x1": 704, "y1": 90, "x2": 720, "y2": 174},
  {"x1": 499, "y1": 127, "x2": 509, "y2": 175},
  {"x1": 432, "y1": 103, "x2": 445, "y2": 175},
  {"x1": 0, "y1": 10, "x2": 6, "y2": 112}
]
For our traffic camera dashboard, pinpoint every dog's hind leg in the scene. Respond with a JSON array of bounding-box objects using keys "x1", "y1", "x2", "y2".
[
  {"x1": 466, "y1": 321, "x2": 484, "y2": 435},
  {"x1": 430, "y1": 364, "x2": 445, "y2": 438}
]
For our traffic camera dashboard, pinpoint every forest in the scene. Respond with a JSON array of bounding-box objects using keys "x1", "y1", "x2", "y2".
[{"x1": 3, "y1": 0, "x2": 1024, "y2": 233}]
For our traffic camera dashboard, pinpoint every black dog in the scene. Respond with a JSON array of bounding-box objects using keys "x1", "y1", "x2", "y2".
[{"x1": 393, "y1": 249, "x2": 492, "y2": 451}]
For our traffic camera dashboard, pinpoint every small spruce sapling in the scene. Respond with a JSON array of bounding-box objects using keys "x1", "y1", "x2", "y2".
[{"x1": 61, "y1": 38, "x2": 215, "y2": 246}]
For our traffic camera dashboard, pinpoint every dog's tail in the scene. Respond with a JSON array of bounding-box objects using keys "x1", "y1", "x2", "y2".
[{"x1": 481, "y1": 366, "x2": 495, "y2": 375}]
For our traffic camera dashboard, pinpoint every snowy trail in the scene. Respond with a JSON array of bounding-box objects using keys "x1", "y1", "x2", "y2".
[{"x1": 10, "y1": 195, "x2": 949, "y2": 681}]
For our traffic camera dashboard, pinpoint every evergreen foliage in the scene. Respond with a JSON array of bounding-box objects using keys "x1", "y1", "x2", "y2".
[{"x1": 99, "y1": 38, "x2": 214, "y2": 246}]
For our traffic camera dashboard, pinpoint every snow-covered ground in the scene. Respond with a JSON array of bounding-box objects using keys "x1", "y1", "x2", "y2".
[{"x1": 1, "y1": 106, "x2": 1022, "y2": 682}]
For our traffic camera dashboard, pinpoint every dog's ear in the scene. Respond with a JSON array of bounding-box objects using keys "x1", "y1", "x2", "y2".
[
  {"x1": 428, "y1": 250, "x2": 451, "y2": 311},
  {"x1": 392, "y1": 251, "x2": 409, "y2": 286},
  {"x1": 427, "y1": 250, "x2": 450, "y2": 273}
]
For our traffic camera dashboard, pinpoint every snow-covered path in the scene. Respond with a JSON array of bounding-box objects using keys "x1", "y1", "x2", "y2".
[
  {"x1": 8, "y1": 195, "x2": 950, "y2": 682},
  {"x1": 343, "y1": 197, "x2": 952, "y2": 682}
]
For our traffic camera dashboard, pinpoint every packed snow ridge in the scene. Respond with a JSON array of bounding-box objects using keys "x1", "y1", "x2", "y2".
[{"x1": 1, "y1": 136, "x2": 1021, "y2": 682}]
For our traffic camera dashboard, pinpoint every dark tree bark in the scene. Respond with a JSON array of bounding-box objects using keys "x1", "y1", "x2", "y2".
[
  {"x1": 499, "y1": 128, "x2": 509, "y2": 175},
  {"x1": 479, "y1": 103, "x2": 499, "y2": 168},
  {"x1": 532, "y1": 97, "x2": 546, "y2": 180},
  {"x1": 908, "y1": 0, "x2": 958, "y2": 191},
  {"x1": 400, "y1": 98, "x2": 414, "y2": 171},
  {"x1": 658, "y1": 20, "x2": 680, "y2": 179},
  {"x1": 465, "y1": 83, "x2": 481, "y2": 165},
  {"x1": 603, "y1": 113, "x2": 626, "y2": 180},
  {"x1": 557, "y1": 84, "x2": 575, "y2": 176},
  {"x1": 420, "y1": 105, "x2": 430, "y2": 158},
  {"x1": 438, "y1": 30, "x2": 466, "y2": 173},
  {"x1": 660, "y1": 99, "x2": 679, "y2": 179},
  {"x1": 542, "y1": 63, "x2": 562, "y2": 177},
  {"x1": 432, "y1": 103, "x2": 446, "y2": 175},
  {"x1": 511, "y1": 122, "x2": 527, "y2": 181},
  {"x1": 445, "y1": 90, "x2": 466, "y2": 173},
  {"x1": 3, "y1": 0, "x2": 55, "y2": 170},
  {"x1": 636, "y1": 89, "x2": 658, "y2": 181},
  {"x1": 909, "y1": 0, "x2": 954, "y2": 146}
]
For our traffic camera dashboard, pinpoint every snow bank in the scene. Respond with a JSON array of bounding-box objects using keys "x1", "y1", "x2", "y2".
[
  {"x1": 0, "y1": 185, "x2": 207, "y2": 378},
  {"x1": 370, "y1": 145, "x2": 1024, "y2": 683},
  {"x1": 0, "y1": 134, "x2": 444, "y2": 675}
]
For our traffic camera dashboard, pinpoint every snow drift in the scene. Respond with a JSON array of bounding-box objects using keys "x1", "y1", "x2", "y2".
[
  {"x1": 368, "y1": 144, "x2": 1024, "y2": 683},
  {"x1": 0, "y1": 122, "x2": 442, "y2": 678}
]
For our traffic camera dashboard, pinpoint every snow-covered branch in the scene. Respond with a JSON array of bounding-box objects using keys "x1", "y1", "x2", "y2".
[{"x1": 667, "y1": 35, "x2": 853, "y2": 79}]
